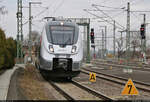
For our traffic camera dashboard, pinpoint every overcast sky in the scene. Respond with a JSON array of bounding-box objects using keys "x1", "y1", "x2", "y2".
[{"x1": 1, "y1": 0, "x2": 150, "y2": 50}]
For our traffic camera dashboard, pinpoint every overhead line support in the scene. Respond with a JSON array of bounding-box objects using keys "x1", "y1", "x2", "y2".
[
  {"x1": 17, "y1": 0, "x2": 23, "y2": 64},
  {"x1": 126, "y1": 2, "x2": 130, "y2": 62}
]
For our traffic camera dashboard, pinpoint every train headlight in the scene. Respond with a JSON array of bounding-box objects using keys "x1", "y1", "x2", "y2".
[
  {"x1": 71, "y1": 46, "x2": 77, "y2": 53},
  {"x1": 60, "y1": 22, "x2": 64, "y2": 26},
  {"x1": 49, "y1": 45, "x2": 54, "y2": 52}
]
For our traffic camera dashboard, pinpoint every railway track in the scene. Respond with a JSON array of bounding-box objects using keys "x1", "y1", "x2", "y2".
[
  {"x1": 81, "y1": 68, "x2": 150, "y2": 93},
  {"x1": 48, "y1": 79, "x2": 113, "y2": 100},
  {"x1": 92, "y1": 61, "x2": 150, "y2": 72},
  {"x1": 92, "y1": 59, "x2": 150, "y2": 68}
]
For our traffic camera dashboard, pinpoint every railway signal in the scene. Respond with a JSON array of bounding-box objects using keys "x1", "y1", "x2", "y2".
[
  {"x1": 90, "y1": 28, "x2": 96, "y2": 58},
  {"x1": 140, "y1": 24, "x2": 145, "y2": 39},
  {"x1": 90, "y1": 28, "x2": 95, "y2": 44}
]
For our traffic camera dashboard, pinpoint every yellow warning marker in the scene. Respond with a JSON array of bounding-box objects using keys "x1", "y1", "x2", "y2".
[
  {"x1": 121, "y1": 78, "x2": 139, "y2": 95},
  {"x1": 138, "y1": 62, "x2": 142, "y2": 67},
  {"x1": 110, "y1": 66, "x2": 112, "y2": 70},
  {"x1": 89, "y1": 72, "x2": 96, "y2": 82}
]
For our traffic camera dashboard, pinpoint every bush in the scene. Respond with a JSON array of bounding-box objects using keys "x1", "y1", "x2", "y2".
[
  {"x1": 0, "y1": 49, "x2": 5, "y2": 69},
  {"x1": 6, "y1": 37, "x2": 17, "y2": 68},
  {"x1": 0, "y1": 28, "x2": 6, "y2": 69},
  {"x1": 0, "y1": 28, "x2": 16, "y2": 69}
]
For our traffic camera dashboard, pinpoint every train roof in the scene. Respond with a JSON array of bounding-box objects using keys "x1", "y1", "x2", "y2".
[{"x1": 45, "y1": 20, "x2": 78, "y2": 27}]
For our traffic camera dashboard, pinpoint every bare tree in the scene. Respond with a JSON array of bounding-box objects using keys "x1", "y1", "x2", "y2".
[
  {"x1": 116, "y1": 37, "x2": 126, "y2": 58},
  {"x1": 130, "y1": 32, "x2": 141, "y2": 58},
  {"x1": 23, "y1": 31, "x2": 41, "y2": 46}
]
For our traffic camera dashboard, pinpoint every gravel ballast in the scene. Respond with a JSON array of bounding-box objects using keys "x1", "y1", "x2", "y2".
[{"x1": 73, "y1": 72, "x2": 150, "y2": 100}]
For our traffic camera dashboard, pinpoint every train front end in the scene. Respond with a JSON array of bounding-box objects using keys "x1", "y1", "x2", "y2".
[{"x1": 39, "y1": 20, "x2": 83, "y2": 78}]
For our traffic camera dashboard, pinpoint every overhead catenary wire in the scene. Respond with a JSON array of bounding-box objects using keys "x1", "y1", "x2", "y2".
[
  {"x1": 23, "y1": 0, "x2": 66, "y2": 25},
  {"x1": 31, "y1": 23, "x2": 41, "y2": 29},
  {"x1": 130, "y1": 12, "x2": 143, "y2": 29},
  {"x1": 99, "y1": 0, "x2": 113, "y2": 4},
  {"x1": 92, "y1": 4, "x2": 126, "y2": 10},
  {"x1": 111, "y1": 10, "x2": 126, "y2": 19},
  {"x1": 87, "y1": 9, "x2": 126, "y2": 12},
  {"x1": 53, "y1": 0, "x2": 65, "y2": 15},
  {"x1": 115, "y1": 0, "x2": 136, "y2": 10},
  {"x1": 130, "y1": 12, "x2": 141, "y2": 22},
  {"x1": 92, "y1": 4, "x2": 126, "y2": 30},
  {"x1": 84, "y1": 9, "x2": 124, "y2": 30},
  {"x1": 130, "y1": 0, "x2": 144, "y2": 6},
  {"x1": 22, "y1": 0, "x2": 58, "y2": 25},
  {"x1": 34, "y1": 7, "x2": 49, "y2": 18}
]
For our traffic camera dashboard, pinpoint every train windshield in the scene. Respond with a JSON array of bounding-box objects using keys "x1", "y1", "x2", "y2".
[{"x1": 49, "y1": 26, "x2": 75, "y2": 45}]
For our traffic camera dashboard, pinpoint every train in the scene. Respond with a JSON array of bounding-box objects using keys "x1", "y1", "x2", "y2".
[{"x1": 36, "y1": 17, "x2": 83, "y2": 80}]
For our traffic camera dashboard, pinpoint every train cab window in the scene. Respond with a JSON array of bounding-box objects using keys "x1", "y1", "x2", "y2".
[{"x1": 48, "y1": 25, "x2": 76, "y2": 45}]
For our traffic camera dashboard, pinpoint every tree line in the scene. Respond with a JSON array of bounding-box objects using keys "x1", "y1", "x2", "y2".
[{"x1": 0, "y1": 28, "x2": 16, "y2": 69}]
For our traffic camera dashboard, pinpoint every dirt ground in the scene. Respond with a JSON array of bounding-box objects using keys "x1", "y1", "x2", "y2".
[
  {"x1": 7, "y1": 68, "x2": 27, "y2": 100},
  {"x1": 7, "y1": 64, "x2": 65, "y2": 100}
]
